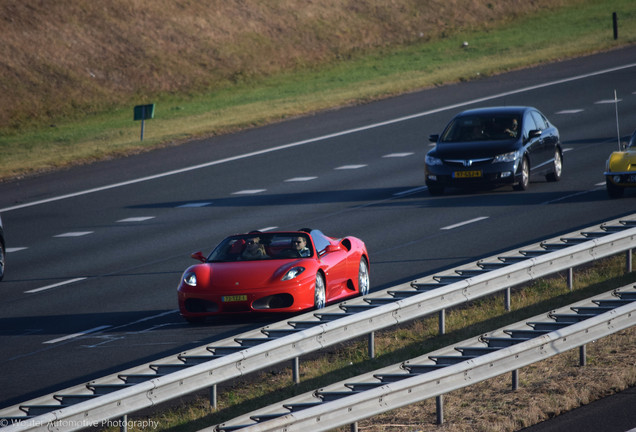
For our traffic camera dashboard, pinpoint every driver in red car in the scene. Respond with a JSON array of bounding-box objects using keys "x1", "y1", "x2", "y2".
[{"x1": 291, "y1": 236, "x2": 311, "y2": 257}]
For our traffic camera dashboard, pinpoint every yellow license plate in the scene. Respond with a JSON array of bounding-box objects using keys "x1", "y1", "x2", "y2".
[
  {"x1": 222, "y1": 295, "x2": 248, "y2": 302},
  {"x1": 454, "y1": 170, "x2": 482, "y2": 178}
]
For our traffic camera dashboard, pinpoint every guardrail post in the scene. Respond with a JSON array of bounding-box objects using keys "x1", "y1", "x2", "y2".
[
  {"x1": 439, "y1": 309, "x2": 446, "y2": 335},
  {"x1": 512, "y1": 369, "x2": 519, "y2": 391},
  {"x1": 579, "y1": 345, "x2": 587, "y2": 366},
  {"x1": 350, "y1": 422, "x2": 358, "y2": 432},
  {"x1": 436, "y1": 395, "x2": 444, "y2": 425},
  {"x1": 567, "y1": 267, "x2": 574, "y2": 291},
  {"x1": 505, "y1": 287, "x2": 511, "y2": 311},
  {"x1": 210, "y1": 384, "x2": 217, "y2": 410},
  {"x1": 293, "y1": 357, "x2": 300, "y2": 384},
  {"x1": 120, "y1": 415, "x2": 127, "y2": 432},
  {"x1": 627, "y1": 249, "x2": 633, "y2": 273},
  {"x1": 368, "y1": 332, "x2": 375, "y2": 359}
]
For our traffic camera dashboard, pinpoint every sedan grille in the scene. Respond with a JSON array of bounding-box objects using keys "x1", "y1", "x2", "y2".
[{"x1": 444, "y1": 157, "x2": 493, "y2": 167}]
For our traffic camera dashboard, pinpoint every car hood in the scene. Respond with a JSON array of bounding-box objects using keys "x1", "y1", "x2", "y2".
[
  {"x1": 430, "y1": 140, "x2": 520, "y2": 159},
  {"x1": 608, "y1": 150, "x2": 636, "y2": 172},
  {"x1": 194, "y1": 259, "x2": 308, "y2": 288}
]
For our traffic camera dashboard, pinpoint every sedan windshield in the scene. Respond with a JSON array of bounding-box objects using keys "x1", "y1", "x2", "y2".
[
  {"x1": 441, "y1": 114, "x2": 521, "y2": 143},
  {"x1": 207, "y1": 233, "x2": 313, "y2": 262}
]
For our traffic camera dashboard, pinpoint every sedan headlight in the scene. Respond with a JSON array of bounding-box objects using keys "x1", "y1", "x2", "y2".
[
  {"x1": 183, "y1": 272, "x2": 197, "y2": 286},
  {"x1": 493, "y1": 151, "x2": 520, "y2": 163},
  {"x1": 425, "y1": 154, "x2": 443, "y2": 166},
  {"x1": 282, "y1": 266, "x2": 305, "y2": 281}
]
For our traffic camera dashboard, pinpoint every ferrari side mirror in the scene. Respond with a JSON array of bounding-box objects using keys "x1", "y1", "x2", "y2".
[{"x1": 191, "y1": 251, "x2": 206, "y2": 263}]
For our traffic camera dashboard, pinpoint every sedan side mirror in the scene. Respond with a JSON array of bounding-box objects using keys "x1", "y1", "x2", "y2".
[
  {"x1": 528, "y1": 129, "x2": 542, "y2": 139},
  {"x1": 191, "y1": 251, "x2": 206, "y2": 263},
  {"x1": 428, "y1": 134, "x2": 439, "y2": 143}
]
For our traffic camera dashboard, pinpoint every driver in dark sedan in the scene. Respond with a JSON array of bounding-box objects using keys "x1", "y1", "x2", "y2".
[{"x1": 505, "y1": 118, "x2": 519, "y2": 138}]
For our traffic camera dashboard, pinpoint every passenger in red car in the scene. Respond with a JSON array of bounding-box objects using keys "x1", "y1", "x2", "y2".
[{"x1": 240, "y1": 236, "x2": 268, "y2": 260}]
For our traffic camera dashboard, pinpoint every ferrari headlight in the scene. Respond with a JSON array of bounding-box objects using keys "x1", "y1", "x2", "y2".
[
  {"x1": 183, "y1": 272, "x2": 197, "y2": 286},
  {"x1": 425, "y1": 154, "x2": 443, "y2": 166},
  {"x1": 282, "y1": 266, "x2": 305, "y2": 281},
  {"x1": 493, "y1": 151, "x2": 520, "y2": 163}
]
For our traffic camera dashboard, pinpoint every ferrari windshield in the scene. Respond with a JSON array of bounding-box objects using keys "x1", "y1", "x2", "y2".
[
  {"x1": 207, "y1": 232, "x2": 314, "y2": 262},
  {"x1": 440, "y1": 114, "x2": 521, "y2": 143}
]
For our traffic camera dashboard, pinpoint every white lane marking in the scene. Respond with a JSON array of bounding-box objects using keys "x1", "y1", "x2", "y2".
[
  {"x1": 232, "y1": 189, "x2": 266, "y2": 195},
  {"x1": 25, "y1": 277, "x2": 88, "y2": 294},
  {"x1": 441, "y1": 216, "x2": 489, "y2": 230},
  {"x1": 383, "y1": 152, "x2": 414, "y2": 158},
  {"x1": 556, "y1": 109, "x2": 584, "y2": 114},
  {"x1": 335, "y1": 164, "x2": 367, "y2": 170},
  {"x1": 595, "y1": 181, "x2": 606, "y2": 186},
  {"x1": 595, "y1": 98, "x2": 622, "y2": 104},
  {"x1": 117, "y1": 216, "x2": 155, "y2": 222},
  {"x1": 43, "y1": 325, "x2": 112, "y2": 344},
  {"x1": 394, "y1": 186, "x2": 428, "y2": 196},
  {"x1": 2, "y1": 62, "x2": 635, "y2": 214},
  {"x1": 285, "y1": 176, "x2": 318, "y2": 182},
  {"x1": 563, "y1": 148, "x2": 573, "y2": 152},
  {"x1": 178, "y1": 202, "x2": 213, "y2": 207},
  {"x1": 54, "y1": 231, "x2": 93, "y2": 238},
  {"x1": 258, "y1": 226, "x2": 278, "y2": 232},
  {"x1": 6, "y1": 247, "x2": 28, "y2": 253}
]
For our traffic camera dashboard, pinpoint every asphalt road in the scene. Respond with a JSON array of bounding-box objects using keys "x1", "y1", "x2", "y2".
[{"x1": 1, "y1": 46, "x2": 635, "y2": 411}]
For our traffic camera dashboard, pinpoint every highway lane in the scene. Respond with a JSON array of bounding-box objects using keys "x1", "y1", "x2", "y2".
[{"x1": 1, "y1": 46, "x2": 636, "y2": 408}]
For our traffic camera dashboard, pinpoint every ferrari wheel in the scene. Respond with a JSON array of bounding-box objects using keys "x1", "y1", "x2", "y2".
[
  {"x1": 314, "y1": 273, "x2": 326, "y2": 309},
  {"x1": 358, "y1": 258, "x2": 370, "y2": 296}
]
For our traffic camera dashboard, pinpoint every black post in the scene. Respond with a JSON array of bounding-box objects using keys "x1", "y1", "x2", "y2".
[{"x1": 613, "y1": 12, "x2": 618, "y2": 40}]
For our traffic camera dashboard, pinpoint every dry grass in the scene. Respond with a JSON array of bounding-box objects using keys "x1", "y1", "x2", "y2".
[
  {"x1": 0, "y1": 0, "x2": 576, "y2": 129},
  {"x1": 354, "y1": 327, "x2": 636, "y2": 432}
]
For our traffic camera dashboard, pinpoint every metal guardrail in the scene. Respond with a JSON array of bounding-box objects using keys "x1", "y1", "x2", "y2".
[
  {"x1": 1, "y1": 215, "x2": 635, "y2": 431},
  {"x1": 212, "y1": 285, "x2": 636, "y2": 431}
]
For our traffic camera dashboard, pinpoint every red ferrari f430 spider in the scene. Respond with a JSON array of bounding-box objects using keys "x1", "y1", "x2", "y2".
[{"x1": 177, "y1": 229, "x2": 369, "y2": 322}]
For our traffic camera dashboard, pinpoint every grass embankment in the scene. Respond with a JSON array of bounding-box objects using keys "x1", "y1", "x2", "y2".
[
  {"x1": 110, "y1": 254, "x2": 636, "y2": 432},
  {"x1": 1, "y1": 0, "x2": 635, "y2": 181}
]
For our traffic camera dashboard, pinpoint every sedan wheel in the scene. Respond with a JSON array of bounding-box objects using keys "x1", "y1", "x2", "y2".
[
  {"x1": 513, "y1": 157, "x2": 529, "y2": 191},
  {"x1": 314, "y1": 273, "x2": 326, "y2": 309},
  {"x1": 358, "y1": 258, "x2": 370, "y2": 296},
  {"x1": 546, "y1": 149, "x2": 562, "y2": 182}
]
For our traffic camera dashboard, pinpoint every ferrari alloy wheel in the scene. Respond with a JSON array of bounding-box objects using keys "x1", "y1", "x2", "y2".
[
  {"x1": 314, "y1": 273, "x2": 326, "y2": 309},
  {"x1": 358, "y1": 258, "x2": 370, "y2": 296},
  {"x1": 513, "y1": 157, "x2": 529, "y2": 191},
  {"x1": 546, "y1": 149, "x2": 562, "y2": 182}
]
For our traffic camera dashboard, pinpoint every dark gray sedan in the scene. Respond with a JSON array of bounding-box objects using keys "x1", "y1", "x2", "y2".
[{"x1": 425, "y1": 106, "x2": 563, "y2": 195}]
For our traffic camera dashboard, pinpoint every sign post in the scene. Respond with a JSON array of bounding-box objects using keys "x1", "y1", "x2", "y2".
[{"x1": 133, "y1": 104, "x2": 155, "y2": 141}]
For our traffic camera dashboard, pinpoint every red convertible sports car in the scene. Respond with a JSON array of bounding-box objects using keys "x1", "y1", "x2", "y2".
[{"x1": 177, "y1": 229, "x2": 370, "y2": 322}]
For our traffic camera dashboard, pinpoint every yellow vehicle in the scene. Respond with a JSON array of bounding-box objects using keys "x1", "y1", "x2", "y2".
[{"x1": 605, "y1": 129, "x2": 636, "y2": 198}]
